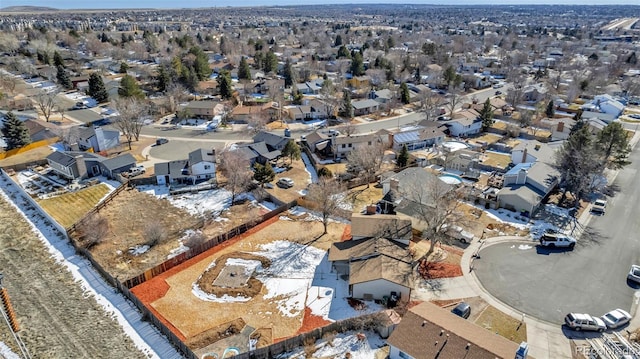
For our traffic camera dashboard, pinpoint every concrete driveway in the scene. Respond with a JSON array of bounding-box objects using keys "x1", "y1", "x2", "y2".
[{"x1": 474, "y1": 145, "x2": 640, "y2": 325}]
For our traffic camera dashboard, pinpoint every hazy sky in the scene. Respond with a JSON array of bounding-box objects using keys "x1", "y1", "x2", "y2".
[{"x1": 2, "y1": 0, "x2": 639, "y2": 9}]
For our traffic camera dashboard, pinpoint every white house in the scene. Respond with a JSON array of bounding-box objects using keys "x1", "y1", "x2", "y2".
[
  {"x1": 443, "y1": 109, "x2": 482, "y2": 137},
  {"x1": 329, "y1": 237, "x2": 413, "y2": 301},
  {"x1": 582, "y1": 94, "x2": 625, "y2": 118},
  {"x1": 76, "y1": 126, "x2": 120, "y2": 153},
  {"x1": 510, "y1": 140, "x2": 557, "y2": 165}
]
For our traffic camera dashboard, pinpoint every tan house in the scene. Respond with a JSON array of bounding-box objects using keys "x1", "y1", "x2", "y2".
[{"x1": 181, "y1": 101, "x2": 226, "y2": 118}]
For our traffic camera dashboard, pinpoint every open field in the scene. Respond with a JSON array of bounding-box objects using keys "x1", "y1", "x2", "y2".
[
  {"x1": 36, "y1": 183, "x2": 111, "y2": 228},
  {"x1": 131, "y1": 215, "x2": 370, "y2": 357},
  {"x1": 0, "y1": 193, "x2": 145, "y2": 358}
]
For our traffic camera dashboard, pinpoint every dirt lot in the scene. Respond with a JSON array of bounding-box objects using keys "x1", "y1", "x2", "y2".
[
  {"x1": 0, "y1": 195, "x2": 145, "y2": 358},
  {"x1": 131, "y1": 217, "x2": 347, "y2": 355}
]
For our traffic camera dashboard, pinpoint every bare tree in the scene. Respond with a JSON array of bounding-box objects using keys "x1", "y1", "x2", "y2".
[
  {"x1": 34, "y1": 90, "x2": 58, "y2": 122},
  {"x1": 346, "y1": 140, "x2": 386, "y2": 187},
  {"x1": 143, "y1": 220, "x2": 166, "y2": 247},
  {"x1": 417, "y1": 89, "x2": 445, "y2": 123},
  {"x1": 76, "y1": 213, "x2": 109, "y2": 249},
  {"x1": 305, "y1": 177, "x2": 346, "y2": 235},
  {"x1": 166, "y1": 84, "x2": 188, "y2": 114},
  {"x1": 339, "y1": 122, "x2": 358, "y2": 136},
  {"x1": 246, "y1": 110, "x2": 269, "y2": 135},
  {"x1": 447, "y1": 89, "x2": 464, "y2": 117},
  {"x1": 404, "y1": 176, "x2": 464, "y2": 262},
  {"x1": 219, "y1": 149, "x2": 253, "y2": 204},
  {"x1": 112, "y1": 98, "x2": 147, "y2": 149}
]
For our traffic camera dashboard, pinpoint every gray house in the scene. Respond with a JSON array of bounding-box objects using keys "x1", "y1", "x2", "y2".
[
  {"x1": 497, "y1": 161, "x2": 559, "y2": 216},
  {"x1": 76, "y1": 126, "x2": 120, "y2": 153},
  {"x1": 154, "y1": 148, "x2": 216, "y2": 185},
  {"x1": 46, "y1": 151, "x2": 136, "y2": 180}
]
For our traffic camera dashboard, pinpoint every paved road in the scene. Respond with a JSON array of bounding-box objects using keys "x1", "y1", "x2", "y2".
[{"x1": 474, "y1": 145, "x2": 640, "y2": 325}]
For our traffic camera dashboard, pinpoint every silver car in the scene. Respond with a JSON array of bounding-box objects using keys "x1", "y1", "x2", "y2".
[
  {"x1": 601, "y1": 309, "x2": 631, "y2": 329},
  {"x1": 628, "y1": 265, "x2": 640, "y2": 284}
]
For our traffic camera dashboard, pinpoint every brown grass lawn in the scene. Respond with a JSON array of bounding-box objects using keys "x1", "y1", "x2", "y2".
[
  {"x1": 480, "y1": 151, "x2": 511, "y2": 170},
  {"x1": 471, "y1": 133, "x2": 503, "y2": 145},
  {"x1": 37, "y1": 183, "x2": 111, "y2": 228},
  {"x1": 346, "y1": 184, "x2": 384, "y2": 213},
  {"x1": 0, "y1": 145, "x2": 54, "y2": 168},
  {"x1": 475, "y1": 306, "x2": 527, "y2": 343}
]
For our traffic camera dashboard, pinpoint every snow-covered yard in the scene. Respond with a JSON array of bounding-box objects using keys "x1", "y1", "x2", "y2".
[
  {"x1": 479, "y1": 203, "x2": 574, "y2": 239},
  {"x1": 276, "y1": 330, "x2": 386, "y2": 359}
]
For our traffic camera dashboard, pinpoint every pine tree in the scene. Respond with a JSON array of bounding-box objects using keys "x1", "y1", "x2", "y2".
[
  {"x1": 397, "y1": 144, "x2": 409, "y2": 167},
  {"x1": 350, "y1": 52, "x2": 364, "y2": 76},
  {"x1": 253, "y1": 163, "x2": 275, "y2": 187},
  {"x1": 118, "y1": 74, "x2": 144, "y2": 99},
  {"x1": 238, "y1": 56, "x2": 251, "y2": 81},
  {"x1": 119, "y1": 62, "x2": 129, "y2": 74},
  {"x1": 337, "y1": 45, "x2": 351, "y2": 59},
  {"x1": 53, "y1": 51, "x2": 64, "y2": 67},
  {"x1": 545, "y1": 100, "x2": 555, "y2": 118},
  {"x1": 479, "y1": 98, "x2": 494, "y2": 131},
  {"x1": 597, "y1": 122, "x2": 631, "y2": 170},
  {"x1": 264, "y1": 50, "x2": 278, "y2": 74},
  {"x1": 283, "y1": 58, "x2": 295, "y2": 88},
  {"x1": 189, "y1": 46, "x2": 211, "y2": 80},
  {"x1": 56, "y1": 65, "x2": 72, "y2": 90},
  {"x1": 282, "y1": 140, "x2": 301, "y2": 164},
  {"x1": 334, "y1": 35, "x2": 343, "y2": 47},
  {"x1": 156, "y1": 66, "x2": 172, "y2": 93},
  {"x1": 88, "y1": 73, "x2": 109, "y2": 103},
  {"x1": 400, "y1": 82, "x2": 411, "y2": 104},
  {"x1": 341, "y1": 89, "x2": 353, "y2": 118},
  {"x1": 1, "y1": 111, "x2": 31, "y2": 150},
  {"x1": 217, "y1": 70, "x2": 233, "y2": 100}
]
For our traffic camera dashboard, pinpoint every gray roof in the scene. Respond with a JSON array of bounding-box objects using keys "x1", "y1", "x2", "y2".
[
  {"x1": 252, "y1": 131, "x2": 290, "y2": 150},
  {"x1": 512, "y1": 140, "x2": 557, "y2": 165},
  {"x1": 66, "y1": 109, "x2": 106, "y2": 124},
  {"x1": 185, "y1": 100, "x2": 218, "y2": 110},
  {"x1": 188, "y1": 148, "x2": 215, "y2": 164},
  {"x1": 352, "y1": 99, "x2": 380, "y2": 110},
  {"x1": 47, "y1": 151, "x2": 76, "y2": 167},
  {"x1": 101, "y1": 153, "x2": 136, "y2": 171},
  {"x1": 154, "y1": 160, "x2": 189, "y2": 177}
]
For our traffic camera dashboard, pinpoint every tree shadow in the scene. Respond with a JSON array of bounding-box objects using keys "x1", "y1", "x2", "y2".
[{"x1": 603, "y1": 183, "x2": 621, "y2": 197}]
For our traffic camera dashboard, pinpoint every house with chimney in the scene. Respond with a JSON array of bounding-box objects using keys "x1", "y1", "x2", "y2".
[
  {"x1": 75, "y1": 126, "x2": 120, "y2": 153},
  {"x1": 46, "y1": 151, "x2": 136, "y2": 180}
]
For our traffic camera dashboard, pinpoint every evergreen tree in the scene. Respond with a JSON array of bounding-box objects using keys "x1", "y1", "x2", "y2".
[
  {"x1": 334, "y1": 35, "x2": 343, "y2": 47},
  {"x1": 283, "y1": 58, "x2": 295, "y2": 88},
  {"x1": 119, "y1": 62, "x2": 129, "y2": 74},
  {"x1": 56, "y1": 65, "x2": 72, "y2": 90},
  {"x1": 156, "y1": 66, "x2": 172, "y2": 92},
  {"x1": 1, "y1": 111, "x2": 31, "y2": 150},
  {"x1": 217, "y1": 70, "x2": 233, "y2": 100},
  {"x1": 238, "y1": 56, "x2": 251, "y2": 81},
  {"x1": 253, "y1": 163, "x2": 275, "y2": 187},
  {"x1": 254, "y1": 51, "x2": 264, "y2": 70},
  {"x1": 350, "y1": 51, "x2": 365, "y2": 76},
  {"x1": 545, "y1": 100, "x2": 555, "y2": 118},
  {"x1": 400, "y1": 82, "x2": 411, "y2": 104},
  {"x1": 341, "y1": 89, "x2": 353, "y2": 118},
  {"x1": 118, "y1": 74, "x2": 144, "y2": 99},
  {"x1": 88, "y1": 73, "x2": 109, "y2": 103},
  {"x1": 596, "y1": 122, "x2": 631, "y2": 170},
  {"x1": 337, "y1": 45, "x2": 351, "y2": 59},
  {"x1": 189, "y1": 46, "x2": 211, "y2": 80},
  {"x1": 264, "y1": 50, "x2": 278, "y2": 74},
  {"x1": 397, "y1": 144, "x2": 409, "y2": 168},
  {"x1": 443, "y1": 65, "x2": 457, "y2": 89},
  {"x1": 281, "y1": 140, "x2": 301, "y2": 164},
  {"x1": 317, "y1": 167, "x2": 333, "y2": 178},
  {"x1": 479, "y1": 98, "x2": 494, "y2": 131},
  {"x1": 53, "y1": 51, "x2": 64, "y2": 67}
]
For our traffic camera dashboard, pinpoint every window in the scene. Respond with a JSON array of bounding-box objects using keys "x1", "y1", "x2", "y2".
[
  {"x1": 204, "y1": 165, "x2": 211, "y2": 170},
  {"x1": 342, "y1": 144, "x2": 346, "y2": 148},
  {"x1": 348, "y1": 144, "x2": 352, "y2": 148},
  {"x1": 368, "y1": 141, "x2": 372, "y2": 145}
]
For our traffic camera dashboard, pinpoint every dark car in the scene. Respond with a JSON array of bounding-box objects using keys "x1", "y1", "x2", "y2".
[
  {"x1": 156, "y1": 138, "x2": 169, "y2": 145},
  {"x1": 451, "y1": 302, "x2": 471, "y2": 319}
]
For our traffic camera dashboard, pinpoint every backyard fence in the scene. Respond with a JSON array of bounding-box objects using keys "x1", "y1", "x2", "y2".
[
  {"x1": 122, "y1": 200, "x2": 297, "y2": 289},
  {"x1": 66, "y1": 180, "x2": 130, "y2": 237},
  {"x1": 231, "y1": 312, "x2": 387, "y2": 359},
  {"x1": 0, "y1": 138, "x2": 59, "y2": 160}
]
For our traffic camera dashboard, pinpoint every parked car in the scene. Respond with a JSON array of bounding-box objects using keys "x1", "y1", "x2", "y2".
[
  {"x1": 495, "y1": 90, "x2": 503, "y2": 95},
  {"x1": 601, "y1": 309, "x2": 631, "y2": 329},
  {"x1": 277, "y1": 178, "x2": 294, "y2": 188},
  {"x1": 539, "y1": 233, "x2": 576, "y2": 249},
  {"x1": 123, "y1": 165, "x2": 145, "y2": 178},
  {"x1": 156, "y1": 138, "x2": 169, "y2": 145},
  {"x1": 591, "y1": 199, "x2": 607, "y2": 215},
  {"x1": 628, "y1": 265, "x2": 640, "y2": 284},
  {"x1": 564, "y1": 313, "x2": 606, "y2": 332},
  {"x1": 451, "y1": 302, "x2": 471, "y2": 319}
]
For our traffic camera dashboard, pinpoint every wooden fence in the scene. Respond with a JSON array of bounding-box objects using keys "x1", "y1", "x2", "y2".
[
  {"x1": 122, "y1": 200, "x2": 297, "y2": 289},
  {"x1": 231, "y1": 312, "x2": 387, "y2": 359},
  {"x1": 66, "y1": 180, "x2": 130, "y2": 236},
  {"x1": 0, "y1": 137, "x2": 59, "y2": 160}
]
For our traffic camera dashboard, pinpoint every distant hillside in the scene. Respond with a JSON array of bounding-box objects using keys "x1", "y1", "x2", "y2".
[{"x1": 0, "y1": 6, "x2": 58, "y2": 12}]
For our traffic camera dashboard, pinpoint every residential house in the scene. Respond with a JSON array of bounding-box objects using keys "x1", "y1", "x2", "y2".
[
  {"x1": 233, "y1": 142, "x2": 281, "y2": 165},
  {"x1": 347, "y1": 75, "x2": 371, "y2": 89},
  {"x1": 497, "y1": 161, "x2": 559, "y2": 216},
  {"x1": 66, "y1": 108, "x2": 110, "y2": 125},
  {"x1": 443, "y1": 109, "x2": 482, "y2": 137},
  {"x1": 286, "y1": 100, "x2": 330, "y2": 121},
  {"x1": 387, "y1": 301, "x2": 521, "y2": 359},
  {"x1": 22, "y1": 120, "x2": 58, "y2": 142},
  {"x1": 328, "y1": 236, "x2": 413, "y2": 301},
  {"x1": 75, "y1": 126, "x2": 120, "y2": 153},
  {"x1": 253, "y1": 131, "x2": 291, "y2": 152},
  {"x1": 352, "y1": 99, "x2": 380, "y2": 116},
  {"x1": 386, "y1": 123, "x2": 446, "y2": 152},
  {"x1": 582, "y1": 94, "x2": 625, "y2": 119},
  {"x1": 510, "y1": 140, "x2": 556, "y2": 165},
  {"x1": 370, "y1": 89, "x2": 394, "y2": 104},
  {"x1": 304, "y1": 130, "x2": 385, "y2": 159},
  {"x1": 46, "y1": 151, "x2": 136, "y2": 180},
  {"x1": 154, "y1": 148, "x2": 216, "y2": 185},
  {"x1": 181, "y1": 100, "x2": 226, "y2": 118},
  {"x1": 351, "y1": 212, "x2": 412, "y2": 244},
  {"x1": 523, "y1": 83, "x2": 548, "y2": 103},
  {"x1": 231, "y1": 102, "x2": 278, "y2": 122},
  {"x1": 295, "y1": 79, "x2": 324, "y2": 95}
]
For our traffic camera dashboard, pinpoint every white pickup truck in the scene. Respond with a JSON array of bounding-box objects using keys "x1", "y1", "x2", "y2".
[
  {"x1": 539, "y1": 233, "x2": 576, "y2": 249},
  {"x1": 591, "y1": 199, "x2": 607, "y2": 215}
]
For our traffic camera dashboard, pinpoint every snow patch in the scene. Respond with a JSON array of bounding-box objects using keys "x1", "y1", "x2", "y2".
[
  {"x1": 518, "y1": 244, "x2": 533, "y2": 250},
  {"x1": 0, "y1": 342, "x2": 20, "y2": 359}
]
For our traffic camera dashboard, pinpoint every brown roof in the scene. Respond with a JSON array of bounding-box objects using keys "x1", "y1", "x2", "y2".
[
  {"x1": 387, "y1": 302, "x2": 522, "y2": 359},
  {"x1": 328, "y1": 237, "x2": 412, "y2": 263},
  {"x1": 348, "y1": 255, "x2": 413, "y2": 288}
]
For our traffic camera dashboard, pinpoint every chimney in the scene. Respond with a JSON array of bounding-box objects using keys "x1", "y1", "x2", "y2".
[
  {"x1": 390, "y1": 178, "x2": 399, "y2": 191},
  {"x1": 74, "y1": 155, "x2": 87, "y2": 178},
  {"x1": 516, "y1": 167, "x2": 527, "y2": 185},
  {"x1": 521, "y1": 147, "x2": 528, "y2": 164},
  {"x1": 557, "y1": 121, "x2": 564, "y2": 133},
  {"x1": 94, "y1": 126, "x2": 105, "y2": 152},
  {"x1": 366, "y1": 204, "x2": 377, "y2": 215}
]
